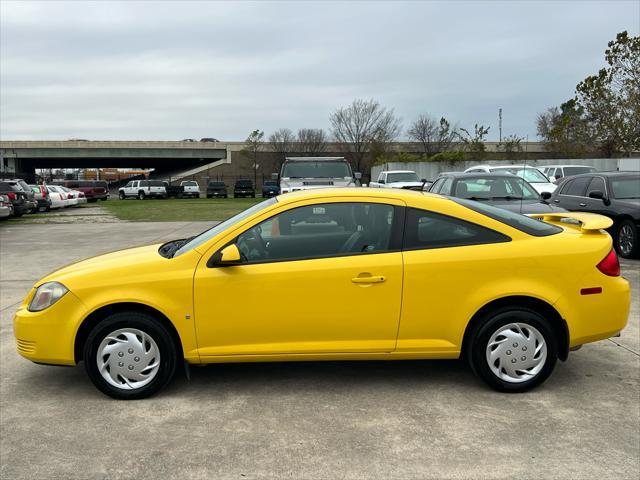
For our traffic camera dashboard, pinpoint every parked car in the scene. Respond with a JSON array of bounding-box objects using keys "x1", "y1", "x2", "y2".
[
  {"x1": 549, "y1": 171, "x2": 640, "y2": 258},
  {"x1": 200, "y1": 137, "x2": 218, "y2": 142},
  {"x1": 234, "y1": 179, "x2": 255, "y2": 198},
  {"x1": 62, "y1": 186, "x2": 87, "y2": 205},
  {"x1": 29, "y1": 184, "x2": 52, "y2": 212},
  {"x1": 162, "y1": 181, "x2": 184, "y2": 199},
  {"x1": 119, "y1": 180, "x2": 167, "y2": 200},
  {"x1": 276, "y1": 157, "x2": 361, "y2": 193},
  {"x1": 14, "y1": 188, "x2": 630, "y2": 399},
  {"x1": 464, "y1": 165, "x2": 556, "y2": 194},
  {"x1": 6, "y1": 179, "x2": 38, "y2": 213},
  {"x1": 429, "y1": 173, "x2": 567, "y2": 214},
  {"x1": 370, "y1": 170, "x2": 426, "y2": 190},
  {"x1": 0, "y1": 194, "x2": 13, "y2": 219},
  {"x1": 261, "y1": 180, "x2": 280, "y2": 198},
  {"x1": 0, "y1": 181, "x2": 30, "y2": 216},
  {"x1": 46, "y1": 186, "x2": 67, "y2": 209},
  {"x1": 56, "y1": 180, "x2": 108, "y2": 202},
  {"x1": 180, "y1": 181, "x2": 200, "y2": 198},
  {"x1": 206, "y1": 181, "x2": 228, "y2": 198},
  {"x1": 541, "y1": 165, "x2": 597, "y2": 183}
]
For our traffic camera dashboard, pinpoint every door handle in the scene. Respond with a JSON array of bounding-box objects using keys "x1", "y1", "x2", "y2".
[
  {"x1": 579, "y1": 203, "x2": 587, "y2": 207},
  {"x1": 351, "y1": 275, "x2": 386, "y2": 284},
  {"x1": 553, "y1": 200, "x2": 560, "y2": 203}
]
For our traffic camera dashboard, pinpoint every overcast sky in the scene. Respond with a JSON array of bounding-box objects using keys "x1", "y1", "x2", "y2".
[{"x1": 1, "y1": 0, "x2": 638, "y2": 141}]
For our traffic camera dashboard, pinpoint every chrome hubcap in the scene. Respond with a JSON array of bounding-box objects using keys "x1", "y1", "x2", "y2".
[
  {"x1": 486, "y1": 323, "x2": 547, "y2": 383},
  {"x1": 97, "y1": 328, "x2": 160, "y2": 390},
  {"x1": 618, "y1": 225, "x2": 634, "y2": 255}
]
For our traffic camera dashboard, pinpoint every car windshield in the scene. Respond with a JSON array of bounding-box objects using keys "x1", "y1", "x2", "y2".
[
  {"x1": 264, "y1": 181, "x2": 277, "y2": 186},
  {"x1": 611, "y1": 177, "x2": 640, "y2": 199},
  {"x1": 454, "y1": 177, "x2": 540, "y2": 200},
  {"x1": 387, "y1": 172, "x2": 420, "y2": 183},
  {"x1": 564, "y1": 167, "x2": 596, "y2": 176},
  {"x1": 236, "y1": 181, "x2": 252, "y2": 187},
  {"x1": 173, "y1": 197, "x2": 278, "y2": 257},
  {"x1": 492, "y1": 167, "x2": 548, "y2": 183},
  {"x1": 282, "y1": 161, "x2": 352, "y2": 178},
  {"x1": 183, "y1": 181, "x2": 198, "y2": 186},
  {"x1": 209, "y1": 182, "x2": 225, "y2": 187}
]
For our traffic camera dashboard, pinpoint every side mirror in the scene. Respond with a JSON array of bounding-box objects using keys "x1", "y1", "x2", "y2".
[
  {"x1": 588, "y1": 190, "x2": 607, "y2": 203},
  {"x1": 354, "y1": 172, "x2": 362, "y2": 180},
  {"x1": 378, "y1": 179, "x2": 385, "y2": 184},
  {"x1": 540, "y1": 191, "x2": 552, "y2": 201},
  {"x1": 421, "y1": 178, "x2": 427, "y2": 183},
  {"x1": 555, "y1": 174, "x2": 562, "y2": 180},
  {"x1": 271, "y1": 173, "x2": 279, "y2": 180},
  {"x1": 207, "y1": 244, "x2": 241, "y2": 267}
]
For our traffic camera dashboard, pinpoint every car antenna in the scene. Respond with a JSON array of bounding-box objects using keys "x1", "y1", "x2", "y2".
[{"x1": 520, "y1": 135, "x2": 529, "y2": 215}]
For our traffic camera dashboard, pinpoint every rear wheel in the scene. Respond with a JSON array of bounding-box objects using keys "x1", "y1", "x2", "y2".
[
  {"x1": 138, "y1": 191, "x2": 146, "y2": 200},
  {"x1": 467, "y1": 307, "x2": 557, "y2": 392},
  {"x1": 615, "y1": 219, "x2": 638, "y2": 259},
  {"x1": 83, "y1": 312, "x2": 178, "y2": 400}
]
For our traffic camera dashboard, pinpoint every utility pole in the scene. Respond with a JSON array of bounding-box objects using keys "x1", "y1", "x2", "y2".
[{"x1": 498, "y1": 108, "x2": 503, "y2": 143}]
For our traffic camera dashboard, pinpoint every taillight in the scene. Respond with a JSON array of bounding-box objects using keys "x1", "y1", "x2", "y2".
[
  {"x1": 7, "y1": 192, "x2": 16, "y2": 200},
  {"x1": 596, "y1": 249, "x2": 620, "y2": 277}
]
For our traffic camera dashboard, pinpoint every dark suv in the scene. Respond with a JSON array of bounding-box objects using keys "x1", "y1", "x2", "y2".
[
  {"x1": 234, "y1": 179, "x2": 255, "y2": 198},
  {"x1": 262, "y1": 180, "x2": 280, "y2": 198},
  {"x1": 0, "y1": 180, "x2": 32, "y2": 216},
  {"x1": 206, "y1": 181, "x2": 228, "y2": 198},
  {"x1": 549, "y1": 171, "x2": 640, "y2": 258}
]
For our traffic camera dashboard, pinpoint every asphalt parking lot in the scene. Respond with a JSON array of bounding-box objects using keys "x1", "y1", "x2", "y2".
[{"x1": 1, "y1": 221, "x2": 638, "y2": 479}]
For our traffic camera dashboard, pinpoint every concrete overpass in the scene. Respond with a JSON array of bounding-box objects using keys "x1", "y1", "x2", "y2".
[{"x1": 0, "y1": 140, "x2": 241, "y2": 180}]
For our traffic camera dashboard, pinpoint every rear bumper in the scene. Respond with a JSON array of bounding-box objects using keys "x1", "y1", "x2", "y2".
[{"x1": 557, "y1": 276, "x2": 631, "y2": 347}]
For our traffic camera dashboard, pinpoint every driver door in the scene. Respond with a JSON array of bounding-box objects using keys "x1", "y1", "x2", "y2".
[{"x1": 193, "y1": 200, "x2": 404, "y2": 357}]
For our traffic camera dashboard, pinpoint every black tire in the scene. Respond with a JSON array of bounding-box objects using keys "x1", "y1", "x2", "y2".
[
  {"x1": 83, "y1": 311, "x2": 178, "y2": 400},
  {"x1": 119, "y1": 191, "x2": 125, "y2": 200},
  {"x1": 45, "y1": 205, "x2": 51, "y2": 212},
  {"x1": 467, "y1": 307, "x2": 558, "y2": 393},
  {"x1": 138, "y1": 191, "x2": 146, "y2": 200},
  {"x1": 614, "y1": 219, "x2": 639, "y2": 259}
]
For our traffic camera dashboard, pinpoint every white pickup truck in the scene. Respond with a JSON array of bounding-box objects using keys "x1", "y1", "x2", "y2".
[
  {"x1": 118, "y1": 180, "x2": 167, "y2": 200},
  {"x1": 369, "y1": 170, "x2": 426, "y2": 190},
  {"x1": 180, "y1": 180, "x2": 201, "y2": 198}
]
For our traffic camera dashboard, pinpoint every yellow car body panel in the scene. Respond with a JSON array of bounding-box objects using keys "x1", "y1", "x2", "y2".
[{"x1": 13, "y1": 188, "x2": 630, "y2": 368}]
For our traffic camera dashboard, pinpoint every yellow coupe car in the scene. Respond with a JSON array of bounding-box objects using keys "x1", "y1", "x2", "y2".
[{"x1": 14, "y1": 188, "x2": 630, "y2": 399}]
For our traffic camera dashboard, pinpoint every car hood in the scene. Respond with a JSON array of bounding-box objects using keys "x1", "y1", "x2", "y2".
[
  {"x1": 39, "y1": 244, "x2": 167, "y2": 286},
  {"x1": 529, "y1": 183, "x2": 557, "y2": 194}
]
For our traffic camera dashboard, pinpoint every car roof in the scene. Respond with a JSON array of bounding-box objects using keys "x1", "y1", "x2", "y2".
[
  {"x1": 437, "y1": 172, "x2": 518, "y2": 179},
  {"x1": 559, "y1": 171, "x2": 638, "y2": 179},
  {"x1": 384, "y1": 170, "x2": 417, "y2": 174},
  {"x1": 540, "y1": 164, "x2": 595, "y2": 168},
  {"x1": 275, "y1": 187, "x2": 448, "y2": 206}
]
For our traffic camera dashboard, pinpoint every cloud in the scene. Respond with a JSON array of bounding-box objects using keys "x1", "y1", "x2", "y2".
[{"x1": 1, "y1": 0, "x2": 638, "y2": 141}]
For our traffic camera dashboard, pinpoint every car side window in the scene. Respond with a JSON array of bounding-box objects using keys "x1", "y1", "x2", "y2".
[
  {"x1": 403, "y1": 208, "x2": 510, "y2": 250},
  {"x1": 587, "y1": 177, "x2": 605, "y2": 196},
  {"x1": 236, "y1": 202, "x2": 397, "y2": 263},
  {"x1": 429, "y1": 178, "x2": 445, "y2": 193},
  {"x1": 439, "y1": 177, "x2": 453, "y2": 195},
  {"x1": 563, "y1": 176, "x2": 591, "y2": 196}
]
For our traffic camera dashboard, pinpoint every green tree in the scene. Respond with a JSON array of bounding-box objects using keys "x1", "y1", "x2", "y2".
[
  {"x1": 458, "y1": 124, "x2": 490, "y2": 159},
  {"x1": 536, "y1": 99, "x2": 592, "y2": 158},
  {"x1": 241, "y1": 129, "x2": 265, "y2": 187},
  {"x1": 576, "y1": 31, "x2": 639, "y2": 156},
  {"x1": 498, "y1": 134, "x2": 524, "y2": 156}
]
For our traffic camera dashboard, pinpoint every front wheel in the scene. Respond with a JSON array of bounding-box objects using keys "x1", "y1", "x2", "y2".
[
  {"x1": 138, "y1": 191, "x2": 146, "y2": 200},
  {"x1": 119, "y1": 191, "x2": 125, "y2": 200},
  {"x1": 83, "y1": 312, "x2": 178, "y2": 400},
  {"x1": 467, "y1": 307, "x2": 557, "y2": 392},
  {"x1": 615, "y1": 219, "x2": 638, "y2": 259}
]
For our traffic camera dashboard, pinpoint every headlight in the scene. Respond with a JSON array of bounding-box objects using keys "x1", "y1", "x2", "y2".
[{"x1": 28, "y1": 282, "x2": 68, "y2": 312}]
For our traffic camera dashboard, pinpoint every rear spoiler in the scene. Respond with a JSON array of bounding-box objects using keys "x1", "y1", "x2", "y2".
[{"x1": 528, "y1": 212, "x2": 613, "y2": 233}]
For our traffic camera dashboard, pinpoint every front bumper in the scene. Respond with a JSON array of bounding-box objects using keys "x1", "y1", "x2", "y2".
[{"x1": 13, "y1": 290, "x2": 88, "y2": 365}]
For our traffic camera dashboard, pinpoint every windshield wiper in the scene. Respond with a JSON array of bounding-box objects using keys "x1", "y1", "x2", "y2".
[
  {"x1": 490, "y1": 196, "x2": 523, "y2": 201},
  {"x1": 466, "y1": 196, "x2": 491, "y2": 201}
]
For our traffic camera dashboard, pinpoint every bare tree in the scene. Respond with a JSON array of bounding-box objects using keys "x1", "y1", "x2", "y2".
[
  {"x1": 240, "y1": 129, "x2": 264, "y2": 187},
  {"x1": 458, "y1": 124, "x2": 490, "y2": 159},
  {"x1": 268, "y1": 128, "x2": 295, "y2": 170},
  {"x1": 297, "y1": 128, "x2": 327, "y2": 156},
  {"x1": 407, "y1": 115, "x2": 457, "y2": 156},
  {"x1": 329, "y1": 98, "x2": 402, "y2": 172}
]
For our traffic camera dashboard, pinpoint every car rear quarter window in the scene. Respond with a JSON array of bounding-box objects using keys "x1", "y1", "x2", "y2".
[
  {"x1": 561, "y1": 176, "x2": 591, "y2": 196},
  {"x1": 452, "y1": 198, "x2": 562, "y2": 237},
  {"x1": 403, "y1": 207, "x2": 510, "y2": 250}
]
